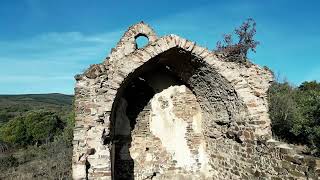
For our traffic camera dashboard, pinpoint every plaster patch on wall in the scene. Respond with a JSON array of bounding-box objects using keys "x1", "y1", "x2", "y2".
[
  {"x1": 149, "y1": 85, "x2": 211, "y2": 174},
  {"x1": 150, "y1": 85, "x2": 196, "y2": 170}
]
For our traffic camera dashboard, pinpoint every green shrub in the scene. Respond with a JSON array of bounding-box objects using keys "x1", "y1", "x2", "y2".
[
  {"x1": 0, "y1": 116, "x2": 29, "y2": 146},
  {"x1": 0, "y1": 111, "x2": 65, "y2": 146},
  {"x1": 0, "y1": 95, "x2": 74, "y2": 179},
  {"x1": 24, "y1": 111, "x2": 64, "y2": 144},
  {"x1": 269, "y1": 81, "x2": 320, "y2": 156}
]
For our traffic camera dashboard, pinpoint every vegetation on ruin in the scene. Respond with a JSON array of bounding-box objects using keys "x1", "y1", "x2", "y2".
[
  {"x1": 215, "y1": 19, "x2": 320, "y2": 156},
  {"x1": 215, "y1": 18, "x2": 259, "y2": 64}
]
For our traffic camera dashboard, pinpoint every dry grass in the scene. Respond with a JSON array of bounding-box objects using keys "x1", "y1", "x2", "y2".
[{"x1": 0, "y1": 139, "x2": 72, "y2": 180}]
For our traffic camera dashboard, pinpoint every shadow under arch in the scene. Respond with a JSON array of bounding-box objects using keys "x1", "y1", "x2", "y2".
[{"x1": 109, "y1": 47, "x2": 249, "y2": 180}]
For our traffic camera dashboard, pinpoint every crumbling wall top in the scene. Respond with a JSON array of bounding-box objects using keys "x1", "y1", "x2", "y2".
[{"x1": 105, "y1": 21, "x2": 158, "y2": 64}]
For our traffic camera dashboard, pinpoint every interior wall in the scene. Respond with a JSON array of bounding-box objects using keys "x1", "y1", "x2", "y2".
[{"x1": 112, "y1": 62, "x2": 215, "y2": 179}]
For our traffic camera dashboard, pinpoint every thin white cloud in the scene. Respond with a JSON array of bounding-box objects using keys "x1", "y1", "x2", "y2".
[
  {"x1": 1, "y1": 1, "x2": 319, "y2": 94},
  {"x1": 36, "y1": 31, "x2": 112, "y2": 43},
  {"x1": 0, "y1": 29, "x2": 124, "y2": 94},
  {"x1": 0, "y1": 75, "x2": 73, "y2": 83},
  {"x1": 0, "y1": 30, "x2": 123, "y2": 68},
  {"x1": 0, "y1": 30, "x2": 122, "y2": 60}
]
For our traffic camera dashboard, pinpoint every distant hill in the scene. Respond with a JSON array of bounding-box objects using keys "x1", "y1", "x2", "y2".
[
  {"x1": 0, "y1": 94, "x2": 75, "y2": 178},
  {"x1": 0, "y1": 93, "x2": 74, "y2": 125}
]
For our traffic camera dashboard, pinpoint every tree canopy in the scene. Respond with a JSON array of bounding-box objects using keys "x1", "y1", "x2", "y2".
[
  {"x1": 216, "y1": 18, "x2": 259, "y2": 63},
  {"x1": 0, "y1": 111, "x2": 64, "y2": 146},
  {"x1": 268, "y1": 81, "x2": 320, "y2": 156}
]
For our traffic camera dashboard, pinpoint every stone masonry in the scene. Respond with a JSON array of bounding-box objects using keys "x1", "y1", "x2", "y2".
[{"x1": 73, "y1": 22, "x2": 320, "y2": 180}]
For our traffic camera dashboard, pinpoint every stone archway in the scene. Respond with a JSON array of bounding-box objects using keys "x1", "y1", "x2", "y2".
[
  {"x1": 72, "y1": 22, "x2": 319, "y2": 180},
  {"x1": 109, "y1": 46, "x2": 250, "y2": 179}
]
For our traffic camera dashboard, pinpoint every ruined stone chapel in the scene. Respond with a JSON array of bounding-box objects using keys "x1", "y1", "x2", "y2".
[{"x1": 72, "y1": 22, "x2": 320, "y2": 180}]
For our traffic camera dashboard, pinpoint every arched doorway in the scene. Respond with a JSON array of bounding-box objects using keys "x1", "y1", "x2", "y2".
[
  {"x1": 110, "y1": 47, "x2": 247, "y2": 179},
  {"x1": 72, "y1": 22, "x2": 275, "y2": 180}
]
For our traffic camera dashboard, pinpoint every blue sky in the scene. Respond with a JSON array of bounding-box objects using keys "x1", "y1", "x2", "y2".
[{"x1": 0, "y1": 0, "x2": 319, "y2": 94}]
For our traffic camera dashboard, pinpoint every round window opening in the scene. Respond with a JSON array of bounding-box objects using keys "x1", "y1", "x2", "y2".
[{"x1": 135, "y1": 35, "x2": 149, "y2": 49}]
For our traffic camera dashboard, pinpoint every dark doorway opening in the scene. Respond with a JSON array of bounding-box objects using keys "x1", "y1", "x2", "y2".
[{"x1": 111, "y1": 63, "x2": 183, "y2": 180}]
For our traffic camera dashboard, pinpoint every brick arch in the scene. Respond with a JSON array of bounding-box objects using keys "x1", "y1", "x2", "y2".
[
  {"x1": 108, "y1": 46, "x2": 252, "y2": 179},
  {"x1": 106, "y1": 34, "x2": 273, "y2": 137},
  {"x1": 73, "y1": 22, "x2": 320, "y2": 180},
  {"x1": 97, "y1": 33, "x2": 273, "y2": 179},
  {"x1": 108, "y1": 43, "x2": 249, "y2": 130}
]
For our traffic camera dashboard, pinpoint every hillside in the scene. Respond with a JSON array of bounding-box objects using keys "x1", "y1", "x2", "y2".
[
  {"x1": 0, "y1": 93, "x2": 74, "y2": 179},
  {"x1": 0, "y1": 93, "x2": 73, "y2": 125}
]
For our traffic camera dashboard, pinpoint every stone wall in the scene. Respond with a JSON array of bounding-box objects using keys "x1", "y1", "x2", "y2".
[
  {"x1": 128, "y1": 85, "x2": 211, "y2": 179},
  {"x1": 72, "y1": 22, "x2": 320, "y2": 180}
]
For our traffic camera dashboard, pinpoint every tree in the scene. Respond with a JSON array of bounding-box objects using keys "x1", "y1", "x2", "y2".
[
  {"x1": 295, "y1": 81, "x2": 320, "y2": 155},
  {"x1": 298, "y1": 81, "x2": 320, "y2": 91},
  {"x1": 268, "y1": 82, "x2": 304, "y2": 142},
  {"x1": 0, "y1": 111, "x2": 65, "y2": 146},
  {"x1": 268, "y1": 81, "x2": 320, "y2": 156},
  {"x1": 0, "y1": 116, "x2": 29, "y2": 146},
  {"x1": 24, "y1": 111, "x2": 64, "y2": 145},
  {"x1": 216, "y1": 18, "x2": 259, "y2": 63}
]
